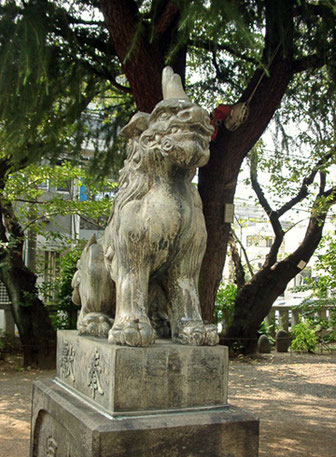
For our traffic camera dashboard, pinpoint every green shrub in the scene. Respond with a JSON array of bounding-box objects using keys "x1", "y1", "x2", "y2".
[
  {"x1": 215, "y1": 283, "x2": 237, "y2": 331},
  {"x1": 290, "y1": 322, "x2": 317, "y2": 353},
  {"x1": 40, "y1": 242, "x2": 85, "y2": 329},
  {"x1": 52, "y1": 245, "x2": 85, "y2": 329}
]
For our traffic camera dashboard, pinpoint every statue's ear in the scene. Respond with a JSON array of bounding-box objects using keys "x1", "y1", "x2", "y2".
[{"x1": 120, "y1": 112, "x2": 150, "y2": 139}]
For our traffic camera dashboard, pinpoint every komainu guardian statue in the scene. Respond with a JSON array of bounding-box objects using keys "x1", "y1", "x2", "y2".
[{"x1": 72, "y1": 67, "x2": 219, "y2": 347}]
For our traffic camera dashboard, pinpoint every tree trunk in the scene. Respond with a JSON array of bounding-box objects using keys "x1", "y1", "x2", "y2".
[
  {"x1": 1, "y1": 261, "x2": 56, "y2": 368},
  {"x1": 223, "y1": 208, "x2": 328, "y2": 353},
  {"x1": 198, "y1": 51, "x2": 293, "y2": 323},
  {"x1": 0, "y1": 184, "x2": 56, "y2": 368},
  {"x1": 101, "y1": 0, "x2": 184, "y2": 113}
]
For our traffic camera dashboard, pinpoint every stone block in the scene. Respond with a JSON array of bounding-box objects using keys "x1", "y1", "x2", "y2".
[
  {"x1": 276, "y1": 329, "x2": 291, "y2": 352},
  {"x1": 56, "y1": 330, "x2": 229, "y2": 416},
  {"x1": 31, "y1": 378, "x2": 259, "y2": 457},
  {"x1": 257, "y1": 334, "x2": 272, "y2": 353}
]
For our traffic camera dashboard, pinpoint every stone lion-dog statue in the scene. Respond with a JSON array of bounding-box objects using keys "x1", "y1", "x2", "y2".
[{"x1": 72, "y1": 67, "x2": 219, "y2": 347}]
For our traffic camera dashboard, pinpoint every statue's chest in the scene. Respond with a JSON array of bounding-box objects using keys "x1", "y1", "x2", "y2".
[{"x1": 146, "y1": 183, "x2": 194, "y2": 234}]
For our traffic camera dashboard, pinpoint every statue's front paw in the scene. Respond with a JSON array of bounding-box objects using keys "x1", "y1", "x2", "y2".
[
  {"x1": 108, "y1": 318, "x2": 156, "y2": 347},
  {"x1": 173, "y1": 319, "x2": 219, "y2": 346},
  {"x1": 173, "y1": 319, "x2": 206, "y2": 346},
  {"x1": 78, "y1": 312, "x2": 114, "y2": 338}
]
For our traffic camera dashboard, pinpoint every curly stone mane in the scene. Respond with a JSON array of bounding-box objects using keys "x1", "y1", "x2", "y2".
[
  {"x1": 108, "y1": 132, "x2": 156, "y2": 222},
  {"x1": 109, "y1": 98, "x2": 196, "y2": 221}
]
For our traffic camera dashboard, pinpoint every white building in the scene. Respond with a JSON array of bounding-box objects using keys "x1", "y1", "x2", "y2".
[{"x1": 222, "y1": 197, "x2": 333, "y2": 303}]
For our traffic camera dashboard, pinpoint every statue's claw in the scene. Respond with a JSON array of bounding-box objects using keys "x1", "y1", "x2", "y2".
[
  {"x1": 78, "y1": 312, "x2": 113, "y2": 338},
  {"x1": 204, "y1": 324, "x2": 220, "y2": 346},
  {"x1": 173, "y1": 319, "x2": 219, "y2": 346},
  {"x1": 173, "y1": 319, "x2": 206, "y2": 346},
  {"x1": 108, "y1": 318, "x2": 156, "y2": 347}
]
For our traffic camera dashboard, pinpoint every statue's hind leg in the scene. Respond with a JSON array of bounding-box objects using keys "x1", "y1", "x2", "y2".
[{"x1": 108, "y1": 264, "x2": 156, "y2": 347}]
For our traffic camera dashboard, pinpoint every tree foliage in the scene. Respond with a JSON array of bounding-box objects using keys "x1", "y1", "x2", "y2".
[{"x1": 3, "y1": 161, "x2": 114, "y2": 235}]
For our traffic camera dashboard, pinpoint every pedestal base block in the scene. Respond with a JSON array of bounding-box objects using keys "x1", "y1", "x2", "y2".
[
  {"x1": 31, "y1": 379, "x2": 259, "y2": 457},
  {"x1": 56, "y1": 331, "x2": 229, "y2": 415}
]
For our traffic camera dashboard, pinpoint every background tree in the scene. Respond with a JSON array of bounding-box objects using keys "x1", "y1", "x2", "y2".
[
  {"x1": 224, "y1": 147, "x2": 336, "y2": 352},
  {"x1": 221, "y1": 60, "x2": 336, "y2": 352},
  {"x1": 1, "y1": 1, "x2": 336, "y2": 356},
  {"x1": 1, "y1": 159, "x2": 114, "y2": 366}
]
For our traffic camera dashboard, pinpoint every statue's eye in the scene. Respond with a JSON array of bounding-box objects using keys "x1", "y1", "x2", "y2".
[{"x1": 159, "y1": 112, "x2": 170, "y2": 121}]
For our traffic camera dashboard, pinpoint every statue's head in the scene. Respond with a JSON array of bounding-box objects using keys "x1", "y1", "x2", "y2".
[{"x1": 120, "y1": 67, "x2": 213, "y2": 170}]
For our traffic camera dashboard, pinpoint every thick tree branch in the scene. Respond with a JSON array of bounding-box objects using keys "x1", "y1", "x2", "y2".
[
  {"x1": 292, "y1": 54, "x2": 326, "y2": 74},
  {"x1": 319, "y1": 170, "x2": 326, "y2": 194},
  {"x1": 152, "y1": 1, "x2": 180, "y2": 38},
  {"x1": 284, "y1": 185, "x2": 336, "y2": 271},
  {"x1": 2, "y1": 199, "x2": 25, "y2": 241},
  {"x1": 0, "y1": 202, "x2": 9, "y2": 246},
  {"x1": 228, "y1": 231, "x2": 246, "y2": 290}
]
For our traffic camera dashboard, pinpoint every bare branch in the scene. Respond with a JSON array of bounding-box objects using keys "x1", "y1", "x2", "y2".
[
  {"x1": 250, "y1": 152, "x2": 284, "y2": 268},
  {"x1": 277, "y1": 151, "x2": 334, "y2": 217},
  {"x1": 231, "y1": 229, "x2": 254, "y2": 278},
  {"x1": 82, "y1": 61, "x2": 131, "y2": 93},
  {"x1": 65, "y1": 15, "x2": 105, "y2": 27}
]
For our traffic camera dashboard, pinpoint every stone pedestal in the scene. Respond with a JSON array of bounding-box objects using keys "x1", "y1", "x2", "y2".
[
  {"x1": 56, "y1": 331, "x2": 229, "y2": 416},
  {"x1": 31, "y1": 331, "x2": 259, "y2": 457}
]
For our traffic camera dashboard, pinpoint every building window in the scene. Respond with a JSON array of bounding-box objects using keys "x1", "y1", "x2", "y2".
[
  {"x1": 246, "y1": 235, "x2": 274, "y2": 247},
  {"x1": 56, "y1": 180, "x2": 72, "y2": 193},
  {"x1": 44, "y1": 251, "x2": 60, "y2": 283},
  {"x1": 0, "y1": 281, "x2": 10, "y2": 303},
  {"x1": 38, "y1": 180, "x2": 49, "y2": 190}
]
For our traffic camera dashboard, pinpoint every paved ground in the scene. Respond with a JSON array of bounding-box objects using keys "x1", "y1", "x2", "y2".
[{"x1": 0, "y1": 351, "x2": 335, "y2": 456}]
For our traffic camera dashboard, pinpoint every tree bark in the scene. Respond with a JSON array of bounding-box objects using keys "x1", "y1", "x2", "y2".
[
  {"x1": 100, "y1": 0, "x2": 184, "y2": 113},
  {"x1": 0, "y1": 259, "x2": 56, "y2": 368}
]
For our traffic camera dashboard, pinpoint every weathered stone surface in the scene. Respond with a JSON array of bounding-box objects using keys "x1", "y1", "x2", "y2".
[
  {"x1": 276, "y1": 329, "x2": 291, "y2": 352},
  {"x1": 257, "y1": 334, "x2": 272, "y2": 353},
  {"x1": 31, "y1": 378, "x2": 259, "y2": 457},
  {"x1": 57, "y1": 330, "x2": 228, "y2": 415},
  {"x1": 72, "y1": 66, "x2": 218, "y2": 347}
]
